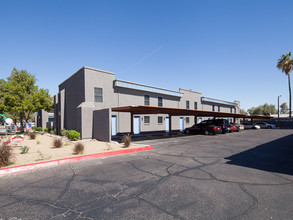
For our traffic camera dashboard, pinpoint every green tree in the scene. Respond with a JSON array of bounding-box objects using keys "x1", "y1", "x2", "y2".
[
  {"x1": 2, "y1": 68, "x2": 53, "y2": 131},
  {"x1": 247, "y1": 103, "x2": 277, "y2": 115},
  {"x1": 280, "y1": 102, "x2": 289, "y2": 114},
  {"x1": 240, "y1": 109, "x2": 247, "y2": 114},
  {"x1": 277, "y1": 52, "x2": 293, "y2": 120}
]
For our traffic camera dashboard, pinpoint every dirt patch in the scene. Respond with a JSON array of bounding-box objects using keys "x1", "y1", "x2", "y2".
[{"x1": 3, "y1": 133, "x2": 141, "y2": 167}]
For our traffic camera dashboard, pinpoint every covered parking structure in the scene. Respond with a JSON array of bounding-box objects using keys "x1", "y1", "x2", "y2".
[
  {"x1": 242, "y1": 115, "x2": 273, "y2": 123},
  {"x1": 112, "y1": 105, "x2": 246, "y2": 136}
]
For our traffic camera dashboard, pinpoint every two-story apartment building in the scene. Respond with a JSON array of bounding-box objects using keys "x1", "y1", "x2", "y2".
[{"x1": 54, "y1": 66, "x2": 240, "y2": 140}]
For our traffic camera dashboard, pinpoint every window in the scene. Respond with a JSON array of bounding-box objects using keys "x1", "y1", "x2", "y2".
[
  {"x1": 144, "y1": 95, "x2": 150, "y2": 106},
  {"x1": 186, "y1": 117, "x2": 190, "y2": 124},
  {"x1": 158, "y1": 97, "x2": 163, "y2": 107},
  {"x1": 194, "y1": 102, "x2": 198, "y2": 110},
  {"x1": 230, "y1": 107, "x2": 232, "y2": 113},
  {"x1": 94, "y1": 87, "x2": 103, "y2": 103},
  {"x1": 186, "y1": 100, "x2": 190, "y2": 109},
  {"x1": 234, "y1": 108, "x2": 236, "y2": 113},
  {"x1": 144, "y1": 116, "x2": 150, "y2": 124},
  {"x1": 218, "y1": 106, "x2": 220, "y2": 112},
  {"x1": 212, "y1": 105, "x2": 215, "y2": 111},
  {"x1": 158, "y1": 116, "x2": 163, "y2": 124}
]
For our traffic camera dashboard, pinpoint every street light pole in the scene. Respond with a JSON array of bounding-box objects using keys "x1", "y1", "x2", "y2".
[{"x1": 278, "y1": 95, "x2": 282, "y2": 127}]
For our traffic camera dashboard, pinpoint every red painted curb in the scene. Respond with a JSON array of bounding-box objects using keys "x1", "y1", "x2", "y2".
[{"x1": 0, "y1": 145, "x2": 154, "y2": 175}]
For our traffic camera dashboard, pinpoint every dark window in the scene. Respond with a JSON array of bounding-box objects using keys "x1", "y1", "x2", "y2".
[
  {"x1": 234, "y1": 108, "x2": 236, "y2": 113},
  {"x1": 158, "y1": 97, "x2": 163, "y2": 107},
  {"x1": 194, "y1": 102, "x2": 198, "y2": 110},
  {"x1": 218, "y1": 106, "x2": 220, "y2": 112},
  {"x1": 230, "y1": 107, "x2": 232, "y2": 113},
  {"x1": 94, "y1": 87, "x2": 103, "y2": 103},
  {"x1": 186, "y1": 100, "x2": 190, "y2": 109},
  {"x1": 144, "y1": 95, "x2": 150, "y2": 106},
  {"x1": 158, "y1": 116, "x2": 163, "y2": 124},
  {"x1": 186, "y1": 117, "x2": 190, "y2": 124},
  {"x1": 144, "y1": 116, "x2": 150, "y2": 124},
  {"x1": 212, "y1": 105, "x2": 215, "y2": 111}
]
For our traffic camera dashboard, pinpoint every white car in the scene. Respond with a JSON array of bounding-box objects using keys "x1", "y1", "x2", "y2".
[
  {"x1": 242, "y1": 123, "x2": 260, "y2": 130},
  {"x1": 254, "y1": 122, "x2": 275, "y2": 129}
]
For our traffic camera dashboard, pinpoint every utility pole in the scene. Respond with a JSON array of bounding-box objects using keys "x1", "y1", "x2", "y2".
[{"x1": 278, "y1": 95, "x2": 282, "y2": 127}]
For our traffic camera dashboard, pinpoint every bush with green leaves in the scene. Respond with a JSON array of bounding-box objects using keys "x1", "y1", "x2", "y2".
[
  {"x1": 68, "y1": 130, "x2": 80, "y2": 141},
  {"x1": 61, "y1": 129, "x2": 68, "y2": 137},
  {"x1": 44, "y1": 128, "x2": 49, "y2": 133},
  {"x1": 32, "y1": 126, "x2": 42, "y2": 132}
]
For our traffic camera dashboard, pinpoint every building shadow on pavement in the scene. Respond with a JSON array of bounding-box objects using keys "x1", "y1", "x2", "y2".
[{"x1": 225, "y1": 134, "x2": 293, "y2": 175}]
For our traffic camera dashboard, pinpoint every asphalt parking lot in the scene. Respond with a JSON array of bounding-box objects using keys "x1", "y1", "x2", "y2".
[{"x1": 1, "y1": 129, "x2": 293, "y2": 219}]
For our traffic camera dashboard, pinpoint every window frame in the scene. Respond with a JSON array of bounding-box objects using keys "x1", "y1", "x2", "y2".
[
  {"x1": 158, "y1": 97, "x2": 163, "y2": 107},
  {"x1": 94, "y1": 87, "x2": 103, "y2": 103},
  {"x1": 144, "y1": 116, "x2": 150, "y2": 124},
  {"x1": 158, "y1": 116, "x2": 163, "y2": 124},
  {"x1": 186, "y1": 100, "x2": 190, "y2": 109},
  {"x1": 144, "y1": 95, "x2": 150, "y2": 106}
]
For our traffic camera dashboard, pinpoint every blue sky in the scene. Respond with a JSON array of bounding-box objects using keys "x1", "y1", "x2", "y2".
[{"x1": 0, "y1": 0, "x2": 292, "y2": 111}]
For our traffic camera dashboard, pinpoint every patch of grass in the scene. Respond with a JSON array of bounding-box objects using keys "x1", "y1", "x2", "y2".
[
  {"x1": 35, "y1": 150, "x2": 51, "y2": 162},
  {"x1": 64, "y1": 141, "x2": 70, "y2": 146},
  {"x1": 37, "y1": 141, "x2": 40, "y2": 145},
  {"x1": 73, "y1": 142, "x2": 84, "y2": 155},
  {"x1": 53, "y1": 138, "x2": 63, "y2": 148},
  {"x1": 121, "y1": 134, "x2": 132, "y2": 148}
]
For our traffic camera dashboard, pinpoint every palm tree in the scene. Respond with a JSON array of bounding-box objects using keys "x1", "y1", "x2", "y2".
[{"x1": 277, "y1": 52, "x2": 293, "y2": 121}]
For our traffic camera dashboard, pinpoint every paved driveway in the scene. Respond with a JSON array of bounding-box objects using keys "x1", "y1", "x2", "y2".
[{"x1": 1, "y1": 129, "x2": 293, "y2": 219}]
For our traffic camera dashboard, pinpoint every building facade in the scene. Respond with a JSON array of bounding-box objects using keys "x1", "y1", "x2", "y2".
[{"x1": 54, "y1": 66, "x2": 240, "y2": 139}]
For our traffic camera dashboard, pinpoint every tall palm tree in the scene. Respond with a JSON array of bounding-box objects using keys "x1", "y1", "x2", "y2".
[{"x1": 277, "y1": 52, "x2": 293, "y2": 121}]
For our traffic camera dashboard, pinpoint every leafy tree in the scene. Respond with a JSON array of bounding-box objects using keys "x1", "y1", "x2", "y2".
[
  {"x1": 240, "y1": 109, "x2": 247, "y2": 114},
  {"x1": 280, "y1": 102, "x2": 289, "y2": 114},
  {"x1": 2, "y1": 68, "x2": 53, "y2": 131},
  {"x1": 247, "y1": 103, "x2": 277, "y2": 115},
  {"x1": 277, "y1": 52, "x2": 293, "y2": 120}
]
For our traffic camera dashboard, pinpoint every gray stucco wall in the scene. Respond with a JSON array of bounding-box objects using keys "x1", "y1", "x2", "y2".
[
  {"x1": 59, "y1": 68, "x2": 85, "y2": 131},
  {"x1": 93, "y1": 108, "x2": 111, "y2": 142}
]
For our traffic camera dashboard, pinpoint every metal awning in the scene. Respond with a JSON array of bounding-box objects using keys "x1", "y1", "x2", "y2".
[
  {"x1": 111, "y1": 105, "x2": 247, "y2": 136},
  {"x1": 112, "y1": 105, "x2": 245, "y2": 117}
]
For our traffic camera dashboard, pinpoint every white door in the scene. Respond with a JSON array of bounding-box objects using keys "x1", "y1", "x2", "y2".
[
  {"x1": 111, "y1": 115, "x2": 117, "y2": 136},
  {"x1": 180, "y1": 117, "x2": 184, "y2": 131},
  {"x1": 165, "y1": 117, "x2": 169, "y2": 132},
  {"x1": 134, "y1": 116, "x2": 140, "y2": 134}
]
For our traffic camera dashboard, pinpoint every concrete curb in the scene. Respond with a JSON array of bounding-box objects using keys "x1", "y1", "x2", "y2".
[{"x1": 0, "y1": 145, "x2": 154, "y2": 176}]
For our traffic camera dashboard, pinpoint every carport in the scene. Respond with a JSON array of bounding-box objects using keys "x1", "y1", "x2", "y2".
[
  {"x1": 112, "y1": 105, "x2": 246, "y2": 136},
  {"x1": 242, "y1": 115, "x2": 273, "y2": 123}
]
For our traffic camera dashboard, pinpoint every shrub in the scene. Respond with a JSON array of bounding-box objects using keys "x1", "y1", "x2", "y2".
[
  {"x1": 0, "y1": 142, "x2": 13, "y2": 168},
  {"x1": 20, "y1": 146, "x2": 29, "y2": 154},
  {"x1": 73, "y1": 142, "x2": 84, "y2": 154},
  {"x1": 53, "y1": 138, "x2": 63, "y2": 148},
  {"x1": 121, "y1": 134, "x2": 132, "y2": 148},
  {"x1": 44, "y1": 128, "x2": 49, "y2": 133},
  {"x1": 29, "y1": 132, "x2": 36, "y2": 140},
  {"x1": 68, "y1": 130, "x2": 80, "y2": 141},
  {"x1": 32, "y1": 127, "x2": 42, "y2": 132},
  {"x1": 61, "y1": 129, "x2": 68, "y2": 137}
]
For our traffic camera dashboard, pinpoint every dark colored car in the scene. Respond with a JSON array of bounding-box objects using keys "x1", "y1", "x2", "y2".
[
  {"x1": 184, "y1": 120, "x2": 222, "y2": 135},
  {"x1": 210, "y1": 119, "x2": 232, "y2": 134}
]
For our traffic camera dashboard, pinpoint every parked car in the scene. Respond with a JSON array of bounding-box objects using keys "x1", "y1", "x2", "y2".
[
  {"x1": 210, "y1": 119, "x2": 232, "y2": 134},
  {"x1": 242, "y1": 123, "x2": 260, "y2": 130},
  {"x1": 184, "y1": 121, "x2": 222, "y2": 135},
  {"x1": 254, "y1": 122, "x2": 275, "y2": 129},
  {"x1": 230, "y1": 123, "x2": 238, "y2": 132},
  {"x1": 231, "y1": 123, "x2": 244, "y2": 131}
]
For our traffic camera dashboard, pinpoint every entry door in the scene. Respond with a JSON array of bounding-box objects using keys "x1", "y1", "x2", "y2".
[
  {"x1": 180, "y1": 117, "x2": 184, "y2": 131},
  {"x1": 134, "y1": 116, "x2": 140, "y2": 134},
  {"x1": 111, "y1": 115, "x2": 117, "y2": 136},
  {"x1": 165, "y1": 117, "x2": 169, "y2": 132}
]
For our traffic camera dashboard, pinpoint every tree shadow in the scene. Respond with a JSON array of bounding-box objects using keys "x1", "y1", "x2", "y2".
[{"x1": 225, "y1": 134, "x2": 293, "y2": 175}]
